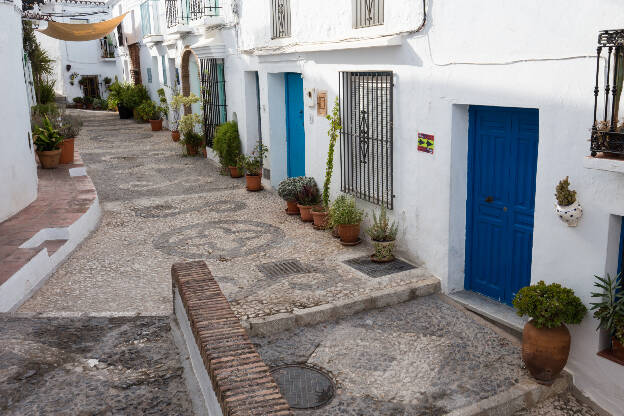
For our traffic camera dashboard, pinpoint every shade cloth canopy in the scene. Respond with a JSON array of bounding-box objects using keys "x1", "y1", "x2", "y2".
[{"x1": 37, "y1": 13, "x2": 127, "y2": 41}]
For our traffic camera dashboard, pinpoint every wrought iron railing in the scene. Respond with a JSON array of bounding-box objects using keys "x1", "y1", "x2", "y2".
[
  {"x1": 354, "y1": 0, "x2": 384, "y2": 28},
  {"x1": 271, "y1": 0, "x2": 290, "y2": 39},
  {"x1": 100, "y1": 37, "x2": 115, "y2": 59},
  {"x1": 591, "y1": 29, "x2": 624, "y2": 157},
  {"x1": 339, "y1": 71, "x2": 394, "y2": 209},
  {"x1": 165, "y1": 0, "x2": 221, "y2": 28},
  {"x1": 200, "y1": 57, "x2": 227, "y2": 147}
]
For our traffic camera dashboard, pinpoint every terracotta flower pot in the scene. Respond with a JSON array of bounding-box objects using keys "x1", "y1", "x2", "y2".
[
  {"x1": 371, "y1": 240, "x2": 396, "y2": 262},
  {"x1": 201, "y1": 147, "x2": 207, "y2": 158},
  {"x1": 311, "y1": 209, "x2": 329, "y2": 228},
  {"x1": 150, "y1": 119, "x2": 163, "y2": 131},
  {"x1": 229, "y1": 166, "x2": 243, "y2": 178},
  {"x1": 298, "y1": 204, "x2": 314, "y2": 222},
  {"x1": 613, "y1": 338, "x2": 624, "y2": 361},
  {"x1": 171, "y1": 131, "x2": 180, "y2": 142},
  {"x1": 522, "y1": 320, "x2": 571, "y2": 383},
  {"x1": 186, "y1": 143, "x2": 198, "y2": 156},
  {"x1": 246, "y1": 174, "x2": 262, "y2": 191},
  {"x1": 37, "y1": 149, "x2": 62, "y2": 169},
  {"x1": 337, "y1": 223, "x2": 361, "y2": 244},
  {"x1": 59, "y1": 137, "x2": 75, "y2": 164},
  {"x1": 286, "y1": 200, "x2": 299, "y2": 215}
]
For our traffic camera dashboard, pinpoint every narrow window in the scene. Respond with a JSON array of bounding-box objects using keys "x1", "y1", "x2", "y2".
[
  {"x1": 353, "y1": 0, "x2": 384, "y2": 28},
  {"x1": 161, "y1": 56, "x2": 168, "y2": 86},
  {"x1": 140, "y1": 1, "x2": 152, "y2": 36},
  {"x1": 271, "y1": 0, "x2": 291, "y2": 39},
  {"x1": 146, "y1": 67, "x2": 152, "y2": 83},
  {"x1": 339, "y1": 71, "x2": 394, "y2": 209}
]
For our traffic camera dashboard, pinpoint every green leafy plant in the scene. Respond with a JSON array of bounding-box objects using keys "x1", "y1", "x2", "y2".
[
  {"x1": 83, "y1": 96, "x2": 94, "y2": 106},
  {"x1": 213, "y1": 121, "x2": 242, "y2": 168},
  {"x1": 616, "y1": 317, "x2": 624, "y2": 344},
  {"x1": 93, "y1": 98, "x2": 107, "y2": 110},
  {"x1": 181, "y1": 131, "x2": 204, "y2": 147},
  {"x1": 57, "y1": 114, "x2": 82, "y2": 139},
  {"x1": 157, "y1": 88, "x2": 169, "y2": 117},
  {"x1": 32, "y1": 103, "x2": 59, "y2": 118},
  {"x1": 72, "y1": 97, "x2": 84, "y2": 105},
  {"x1": 277, "y1": 177, "x2": 304, "y2": 201},
  {"x1": 115, "y1": 83, "x2": 150, "y2": 110},
  {"x1": 103, "y1": 76, "x2": 112, "y2": 85},
  {"x1": 178, "y1": 113, "x2": 202, "y2": 137},
  {"x1": 329, "y1": 194, "x2": 364, "y2": 226},
  {"x1": 367, "y1": 206, "x2": 398, "y2": 242},
  {"x1": 590, "y1": 273, "x2": 624, "y2": 334},
  {"x1": 296, "y1": 181, "x2": 321, "y2": 206},
  {"x1": 69, "y1": 72, "x2": 79, "y2": 86},
  {"x1": 323, "y1": 97, "x2": 341, "y2": 209},
  {"x1": 237, "y1": 142, "x2": 268, "y2": 176},
  {"x1": 513, "y1": 281, "x2": 587, "y2": 329},
  {"x1": 555, "y1": 176, "x2": 577, "y2": 206},
  {"x1": 135, "y1": 100, "x2": 161, "y2": 121},
  {"x1": 33, "y1": 116, "x2": 63, "y2": 151},
  {"x1": 35, "y1": 78, "x2": 56, "y2": 104}
]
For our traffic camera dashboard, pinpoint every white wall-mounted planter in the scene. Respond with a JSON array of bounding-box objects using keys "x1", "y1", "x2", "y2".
[{"x1": 555, "y1": 200, "x2": 583, "y2": 227}]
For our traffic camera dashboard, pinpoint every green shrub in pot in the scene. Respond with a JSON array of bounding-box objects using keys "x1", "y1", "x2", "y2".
[
  {"x1": 590, "y1": 273, "x2": 624, "y2": 360},
  {"x1": 213, "y1": 121, "x2": 242, "y2": 170}
]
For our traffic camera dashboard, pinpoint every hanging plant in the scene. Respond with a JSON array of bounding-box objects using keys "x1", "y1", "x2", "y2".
[
  {"x1": 78, "y1": 77, "x2": 86, "y2": 86},
  {"x1": 555, "y1": 176, "x2": 583, "y2": 227},
  {"x1": 69, "y1": 72, "x2": 79, "y2": 86}
]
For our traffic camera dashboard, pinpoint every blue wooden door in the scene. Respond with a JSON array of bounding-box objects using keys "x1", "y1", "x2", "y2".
[
  {"x1": 285, "y1": 73, "x2": 305, "y2": 177},
  {"x1": 465, "y1": 106, "x2": 539, "y2": 305}
]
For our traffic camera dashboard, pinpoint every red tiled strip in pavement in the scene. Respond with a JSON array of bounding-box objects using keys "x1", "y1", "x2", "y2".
[{"x1": 172, "y1": 261, "x2": 292, "y2": 416}]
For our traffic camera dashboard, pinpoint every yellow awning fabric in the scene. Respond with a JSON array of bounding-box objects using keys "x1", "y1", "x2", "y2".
[{"x1": 38, "y1": 13, "x2": 127, "y2": 41}]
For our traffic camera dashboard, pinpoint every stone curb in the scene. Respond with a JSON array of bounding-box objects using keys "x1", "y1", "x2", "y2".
[
  {"x1": 244, "y1": 277, "x2": 441, "y2": 336},
  {"x1": 447, "y1": 373, "x2": 571, "y2": 416}
]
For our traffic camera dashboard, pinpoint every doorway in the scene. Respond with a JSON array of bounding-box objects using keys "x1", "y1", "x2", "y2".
[{"x1": 285, "y1": 72, "x2": 305, "y2": 177}]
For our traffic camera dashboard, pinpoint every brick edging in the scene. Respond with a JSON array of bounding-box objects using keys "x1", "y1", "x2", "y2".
[{"x1": 172, "y1": 261, "x2": 291, "y2": 416}]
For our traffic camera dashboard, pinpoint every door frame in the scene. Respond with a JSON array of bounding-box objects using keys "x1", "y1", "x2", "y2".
[
  {"x1": 464, "y1": 105, "x2": 539, "y2": 304},
  {"x1": 284, "y1": 72, "x2": 305, "y2": 177}
]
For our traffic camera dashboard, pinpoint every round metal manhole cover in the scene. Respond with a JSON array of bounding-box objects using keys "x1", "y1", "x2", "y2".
[{"x1": 270, "y1": 365, "x2": 335, "y2": 409}]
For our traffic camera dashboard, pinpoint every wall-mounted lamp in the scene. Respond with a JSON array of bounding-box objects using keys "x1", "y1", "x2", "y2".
[{"x1": 66, "y1": 64, "x2": 71, "y2": 72}]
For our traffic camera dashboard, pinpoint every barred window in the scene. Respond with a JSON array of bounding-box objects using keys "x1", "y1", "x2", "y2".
[
  {"x1": 200, "y1": 58, "x2": 227, "y2": 147},
  {"x1": 271, "y1": 0, "x2": 291, "y2": 39},
  {"x1": 353, "y1": 0, "x2": 384, "y2": 28},
  {"x1": 339, "y1": 71, "x2": 394, "y2": 209}
]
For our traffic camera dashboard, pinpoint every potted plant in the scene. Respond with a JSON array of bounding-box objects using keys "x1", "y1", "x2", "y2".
[
  {"x1": 116, "y1": 83, "x2": 149, "y2": 119},
  {"x1": 213, "y1": 121, "x2": 242, "y2": 177},
  {"x1": 278, "y1": 176, "x2": 303, "y2": 215},
  {"x1": 329, "y1": 194, "x2": 364, "y2": 245},
  {"x1": 103, "y1": 76, "x2": 112, "y2": 85},
  {"x1": 33, "y1": 116, "x2": 64, "y2": 169},
  {"x1": 72, "y1": 96, "x2": 84, "y2": 108},
  {"x1": 590, "y1": 273, "x2": 624, "y2": 361},
  {"x1": 170, "y1": 92, "x2": 199, "y2": 142},
  {"x1": 555, "y1": 177, "x2": 582, "y2": 227},
  {"x1": 57, "y1": 114, "x2": 82, "y2": 164},
  {"x1": 312, "y1": 98, "x2": 341, "y2": 229},
  {"x1": 237, "y1": 142, "x2": 268, "y2": 192},
  {"x1": 513, "y1": 281, "x2": 587, "y2": 383},
  {"x1": 69, "y1": 72, "x2": 79, "y2": 86},
  {"x1": 136, "y1": 100, "x2": 164, "y2": 131},
  {"x1": 83, "y1": 96, "x2": 94, "y2": 110},
  {"x1": 296, "y1": 178, "x2": 321, "y2": 222},
  {"x1": 367, "y1": 207, "x2": 398, "y2": 262},
  {"x1": 177, "y1": 112, "x2": 203, "y2": 156},
  {"x1": 157, "y1": 88, "x2": 169, "y2": 128}
]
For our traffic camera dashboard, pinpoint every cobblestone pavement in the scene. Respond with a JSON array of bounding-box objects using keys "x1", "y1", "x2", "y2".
[
  {"x1": 513, "y1": 393, "x2": 599, "y2": 416},
  {"x1": 253, "y1": 295, "x2": 523, "y2": 415},
  {"x1": 0, "y1": 315, "x2": 193, "y2": 415},
  {"x1": 19, "y1": 110, "x2": 435, "y2": 318}
]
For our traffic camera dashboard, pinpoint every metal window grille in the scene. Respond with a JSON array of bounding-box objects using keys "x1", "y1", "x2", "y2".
[
  {"x1": 140, "y1": 1, "x2": 151, "y2": 36},
  {"x1": 271, "y1": 0, "x2": 291, "y2": 39},
  {"x1": 166, "y1": 0, "x2": 220, "y2": 28},
  {"x1": 590, "y1": 29, "x2": 624, "y2": 157},
  {"x1": 116, "y1": 23, "x2": 124, "y2": 46},
  {"x1": 100, "y1": 36, "x2": 115, "y2": 58},
  {"x1": 353, "y1": 0, "x2": 384, "y2": 28},
  {"x1": 339, "y1": 71, "x2": 394, "y2": 209},
  {"x1": 200, "y1": 58, "x2": 227, "y2": 147}
]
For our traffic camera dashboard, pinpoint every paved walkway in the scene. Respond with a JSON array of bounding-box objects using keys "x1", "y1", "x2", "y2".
[{"x1": 19, "y1": 110, "x2": 434, "y2": 318}]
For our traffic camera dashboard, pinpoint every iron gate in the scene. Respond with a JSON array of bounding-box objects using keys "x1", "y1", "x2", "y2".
[
  {"x1": 339, "y1": 71, "x2": 394, "y2": 209},
  {"x1": 200, "y1": 58, "x2": 226, "y2": 147}
]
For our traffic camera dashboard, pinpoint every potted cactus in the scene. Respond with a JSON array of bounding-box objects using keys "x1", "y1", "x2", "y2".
[
  {"x1": 513, "y1": 281, "x2": 587, "y2": 383},
  {"x1": 278, "y1": 177, "x2": 303, "y2": 215},
  {"x1": 296, "y1": 178, "x2": 321, "y2": 222},
  {"x1": 555, "y1": 177, "x2": 582, "y2": 226},
  {"x1": 591, "y1": 273, "x2": 624, "y2": 361},
  {"x1": 329, "y1": 194, "x2": 364, "y2": 245},
  {"x1": 367, "y1": 207, "x2": 398, "y2": 262}
]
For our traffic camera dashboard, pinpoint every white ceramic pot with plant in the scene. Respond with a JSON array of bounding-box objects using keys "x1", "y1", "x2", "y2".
[
  {"x1": 367, "y1": 207, "x2": 398, "y2": 262},
  {"x1": 555, "y1": 176, "x2": 582, "y2": 227}
]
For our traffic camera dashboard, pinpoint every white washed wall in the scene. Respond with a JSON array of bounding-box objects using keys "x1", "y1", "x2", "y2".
[{"x1": 0, "y1": 0, "x2": 37, "y2": 222}]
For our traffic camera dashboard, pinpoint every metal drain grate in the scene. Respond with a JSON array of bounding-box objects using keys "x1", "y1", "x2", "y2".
[
  {"x1": 270, "y1": 365, "x2": 335, "y2": 409},
  {"x1": 257, "y1": 260, "x2": 313, "y2": 278},
  {"x1": 343, "y1": 256, "x2": 416, "y2": 278}
]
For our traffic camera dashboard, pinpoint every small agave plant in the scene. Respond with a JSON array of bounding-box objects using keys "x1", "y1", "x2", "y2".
[{"x1": 367, "y1": 207, "x2": 398, "y2": 262}]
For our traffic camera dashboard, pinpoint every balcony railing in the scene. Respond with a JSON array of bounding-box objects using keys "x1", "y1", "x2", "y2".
[
  {"x1": 165, "y1": 0, "x2": 221, "y2": 28},
  {"x1": 591, "y1": 29, "x2": 624, "y2": 157},
  {"x1": 100, "y1": 36, "x2": 115, "y2": 59},
  {"x1": 141, "y1": 0, "x2": 162, "y2": 37}
]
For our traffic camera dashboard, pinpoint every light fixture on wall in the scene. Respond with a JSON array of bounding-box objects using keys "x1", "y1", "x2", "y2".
[{"x1": 66, "y1": 64, "x2": 71, "y2": 72}]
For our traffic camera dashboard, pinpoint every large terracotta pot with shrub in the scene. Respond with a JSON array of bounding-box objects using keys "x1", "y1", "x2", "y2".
[
  {"x1": 186, "y1": 144, "x2": 198, "y2": 156},
  {"x1": 295, "y1": 178, "x2": 321, "y2": 222},
  {"x1": 330, "y1": 195, "x2": 364, "y2": 244},
  {"x1": 278, "y1": 177, "x2": 304, "y2": 215},
  {"x1": 245, "y1": 174, "x2": 262, "y2": 191},
  {"x1": 337, "y1": 223, "x2": 360, "y2": 243},
  {"x1": 590, "y1": 273, "x2": 624, "y2": 362},
  {"x1": 228, "y1": 166, "x2": 243, "y2": 178},
  {"x1": 298, "y1": 204, "x2": 314, "y2": 222},
  {"x1": 33, "y1": 116, "x2": 64, "y2": 169},
  {"x1": 38, "y1": 149, "x2": 62, "y2": 169},
  {"x1": 239, "y1": 142, "x2": 268, "y2": 192},
  {"x1": 285, "y1": 200, "x2": 299, "y2": 215},
  {"x1": 171, "y1": 131, "x2": 180, "y2": 142},
  {"x1": 513, "y1": 281, "x2": 587, "y2": 384},
  {"x1": 150, "y1": 119, "x2": 163, "y2": 131},
  {"x1": 59, "y1": 137, "x2": 75, "y2": 164},
  {"x1": 311, "y1": 208, "x2": 328, "y2": 228},
  {"x1": 367, "y1": 207, "x2": 398, "y2": 262}
]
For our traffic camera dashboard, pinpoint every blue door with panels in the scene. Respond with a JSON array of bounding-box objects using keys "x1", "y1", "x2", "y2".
[
  {"x1": 465, "y1": 106, "x2": 539, "y2": 305},
  {"x1": 285, "y1": 73, "x2": 305, "y2": 177}
]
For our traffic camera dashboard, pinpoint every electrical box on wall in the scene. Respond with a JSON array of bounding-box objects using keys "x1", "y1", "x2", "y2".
[{"x1": 304, "y1": 87, "x2": 316, "y2": 108}]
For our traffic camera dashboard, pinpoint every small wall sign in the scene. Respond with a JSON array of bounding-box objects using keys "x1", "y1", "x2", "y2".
[
  {"x1": 418, "y1": 133, "x2": 434, "y2": 154},
  {"x1": 317, "y1": 91, "x2": 327, "y2": 116}
]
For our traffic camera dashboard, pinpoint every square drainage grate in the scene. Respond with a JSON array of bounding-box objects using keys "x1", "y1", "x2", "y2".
[
  {"x1": 343, "y1": 256, "x2": 416, "y2": 278},
  {"x1": 257, "y1": 259, "x2": 313, "y2": 278}
]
